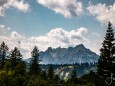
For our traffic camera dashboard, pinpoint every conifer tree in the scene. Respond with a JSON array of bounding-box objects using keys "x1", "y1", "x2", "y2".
[
  {"x1": 29, "y1": 46, "x2": 40, "y2": 75},
  {"x1": 41, "y1": 71, "x2": 47, "y2": 80},
  {"x1": 0, "y1": 41, "x2": 9, "y2": 69},
  {"x1": 71, "y1": 70, "x2": 78, "y2": 80},
  {"x1": 10, "y1": 47, "x2": 22, "y2": 69},
  {"x1": 97, "y1": 22, "x2": 115, "y2": 78},
  {"x1": 54, "y1": 75, "x2": 60, "y2": 83},
  {"x1": 69, "y1": 70, "x2": 78, "y2": 84},
  {"x1": 48, "y1": 65, "x2": 54, "y2": 80}
]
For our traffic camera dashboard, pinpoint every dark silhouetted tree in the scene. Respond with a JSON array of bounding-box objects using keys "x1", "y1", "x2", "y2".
[
  {"x1": 10, "y1": 47, "x2": 22, "y2": 69},
  {"x1": 97, "y1": 22, "x2": 115, "y2": 79},
  {"x1": 47, "y1": 65, "x2": 54, "y2": 80},
  {"x1": 15, "y1": 61, "x2": 26, "y2": 75},
  {"x1": 29, "y1": 46, "x2": 40, "y2": 75},
  {"x1": 0, "y1": 41, "x2": 9, "y2": 69},
  {"x1": 54, "y1": 75, "x2": 60, "y2": 84},
  {"x1": 69, "y1": 70, "x2": 78, "y2": 84},
  {"x1": 41, "y1": 71, "x2": 47, "y2": 80}
]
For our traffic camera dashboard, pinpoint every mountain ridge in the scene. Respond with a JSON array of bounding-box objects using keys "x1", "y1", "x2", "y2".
[{"x1": 39, "y1": 44, "x2": 99, "y2": 64}]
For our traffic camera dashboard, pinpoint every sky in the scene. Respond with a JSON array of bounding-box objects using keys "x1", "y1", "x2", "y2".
[{"x1": 0, "y1": 0, "x2": 115, "y2": 58}]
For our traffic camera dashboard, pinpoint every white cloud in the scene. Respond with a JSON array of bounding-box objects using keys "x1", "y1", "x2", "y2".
[
  {"x1": 0, "y1": 0, "x2": 30, "y2": 16},
  {"x1": 28, "y1": 27, "x2": 89, "y2": 53},
  {"x1": 87, "y1": 3, "x2": 115, "y2": 26},
  {"x1": 0, "y1": 24, "x2": 10, "y2": 35},
  {"x1": 10, "y1": 31, "x2": 23, "y2": 39},
  {"x1": 0, "y1": 25, "x2": 6, "y2": 31},
  {"x1": 0, "y1": 27, "x2": 90, "y2": 58},
  {"x1": 37, "y1": 0, "x2": 83, "y2": 18}
]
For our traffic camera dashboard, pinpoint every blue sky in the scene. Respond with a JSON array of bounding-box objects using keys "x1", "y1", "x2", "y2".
[{"x1": 0, "y1": 0, "x2": 115, "y2": 58}]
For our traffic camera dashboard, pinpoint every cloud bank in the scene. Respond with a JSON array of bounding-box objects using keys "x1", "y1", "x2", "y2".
[
  {"x1": 0, "y1": 25, "x2": 89, "y2": 58},
  {"x1": 37, "y1": 0, "x2": 83, "y2": 18},
  {"x1": 0, "y1": 0, "x2": 30, "y2": 16},
  {"x1": 87, "y1": 3, "x2": 115, "y2": 26}
]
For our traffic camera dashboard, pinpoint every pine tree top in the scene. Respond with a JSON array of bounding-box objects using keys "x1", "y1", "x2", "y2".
[
  {"x1": 108, "y1": 21, "x2": 112, "y2": 27},
  {"x1": 0, "y1": 41, "x2": 9, "y2": 51}
]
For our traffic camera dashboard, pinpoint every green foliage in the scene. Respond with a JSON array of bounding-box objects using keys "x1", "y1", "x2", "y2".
[
  {"x1": 26, "y1": 75, "x2": 49, "y2": 86},
  {"x1": 97, "y1": 22, "x2": 115, "y2": 79},
  {"x1": 65, "y1": 70, "x2": 79, "y2": 85},
  {"x1": 41, "y1": 70, "x2": 47, "y2": 80},
  {"x1": 54, "y1": 74, "x2": 60, "y2": 83},
  {"x1": 29, "y1": 46, "x2": 41, "y2": 75},
  {"x1": 0, "y1": 41, "x2": 9, "y2": 69},
  {"x1": 96, "y1": 22, "x2": 115, "y2": 86},
  {"x1": 69, "y1": 70, "x2": 78, "y2": 83},
  {"x1": 64, "y1": 83, "x2": 95, "y2": 86},
  {"x1": 80, "y1": 71, "x2": 105, "y2": 86},
  {"x1": 47, "y1": 65, "x2": 54, "y2": 80},
  {"x1": 0, "y1": 22, "x2": 115, "y2": 86},
  {"x1": 10, "y1": 47, "x2": 22, "y2": 69},
  {"x1": 14, "y1": 61, "x2": 26, "y2": 75},
  {"x1": 3, "y1": 61, "x2": 11, "y2": 71}
]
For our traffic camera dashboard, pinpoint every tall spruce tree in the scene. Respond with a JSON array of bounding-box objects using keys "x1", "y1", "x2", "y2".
[
  {"x1": 97, "y1": 22, "x2": 115, "y2": 78},
  {"x1": 0, "y1": 41, "x2": 9, "y2": 69},
  {"x1": 10, "y1": 47, "x2": 22, "y2": 69},
  {"x1": 29, "y1": 46, "x2": 40, "y2": 75}
]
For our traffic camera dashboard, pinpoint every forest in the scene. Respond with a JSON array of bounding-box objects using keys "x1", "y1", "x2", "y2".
[{"x1": 0, "y1": 22, "x2": 115, "y2": 86}]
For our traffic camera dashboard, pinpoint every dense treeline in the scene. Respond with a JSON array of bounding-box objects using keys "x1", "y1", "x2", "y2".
[
  {"x1": 0, "y1": 22, "x2": 115, "y2": 86},
  {"x1": 0, "y1": 41, "x2": 95, "y2": 86}
]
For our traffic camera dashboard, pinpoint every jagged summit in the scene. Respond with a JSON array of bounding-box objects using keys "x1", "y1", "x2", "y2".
[
  {"x1": 39, "y1": 44, "x2": 99, "y2": 64},
  {"x1": 75, "y1": 44, "x2": 84, "y2": 47}
]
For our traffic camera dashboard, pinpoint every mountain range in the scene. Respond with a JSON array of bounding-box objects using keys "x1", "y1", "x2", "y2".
[{"x1": 38, "y1": 44, "x2": 99, "y2": 64}]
